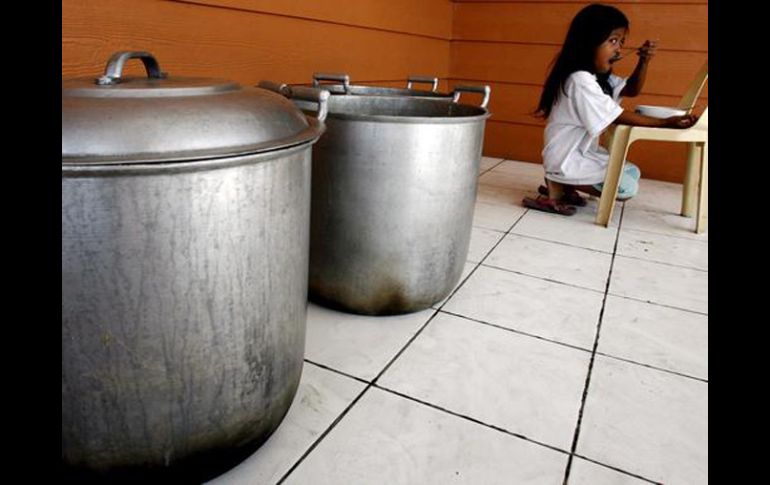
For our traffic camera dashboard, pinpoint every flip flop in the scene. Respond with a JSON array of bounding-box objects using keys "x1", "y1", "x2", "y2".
[
  {"x1": 522, "y1": 196, "x2": 577, "y2": 216},
  {"x1": 537, "y1": 185, "x2": 587, "y2": 207}
]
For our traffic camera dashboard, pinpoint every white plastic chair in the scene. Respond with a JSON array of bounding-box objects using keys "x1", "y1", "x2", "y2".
[{"x1": 596, "y1": 61, "x2": 708, "y2": 233}]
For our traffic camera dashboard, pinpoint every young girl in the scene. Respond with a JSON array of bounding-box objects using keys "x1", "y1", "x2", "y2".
[{"x1": 524, "y1": 3, "x2": 697, "y2": 215}]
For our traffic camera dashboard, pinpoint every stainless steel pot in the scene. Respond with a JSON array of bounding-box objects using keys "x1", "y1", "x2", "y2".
[
  {"x1": 266, "y1": 83, "x2": 491, "y2": 315},
  {"x1": 62, "y1": 52, "x2": 328, "y2": 481}
]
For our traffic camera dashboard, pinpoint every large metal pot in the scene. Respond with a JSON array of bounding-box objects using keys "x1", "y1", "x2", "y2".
[
  {"x1": 271, "y1": 83, "x2": 490, "y2": 315},
  {"x1": 62, "y1": 52, "x2": 328, "y2": 482}
]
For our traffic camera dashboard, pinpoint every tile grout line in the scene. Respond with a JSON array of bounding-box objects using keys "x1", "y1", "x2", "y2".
[
  {"x1": 479, "y1": 263, "x2": 608, "y2": 295},
  {"x1": 471, "y1": 224, "x2": 509, "y2": 235},
  {"x1": 620, "y1": 224, "x2": 710, "y2": 244},
  {"x1": 277, "y1": 289, "x2": 465, "y2": 481},
  {"x1": 618, "y1": 223, "x2": 708, "y2": 243},
  {"x1": 484, "y1": 158, "x2": 541, "y2": 175},
  {"x1": 439, "y1": 309, "x2": 594, "y2": 354},
  {"x1": 437, "y1": 309, "x2": 708, "y2": 383},
  {"x1": 612, "y1": 252, "x2": 708, "y2": 273},
  {"x1": 373, "y1": 387, "x2": 662, "y2": 485},
  {"x1": 276, "y1": 206, "x2": 529, "y2": 483},
  {"x1": 594, "y1": 352, "x2": 708, "y2": 384},
  {"x1": 477, "y1": 182, "x2": 543, "y2": 194},
  {"x1": 505, "y1": 231, "x2": 617, "y2": 255},
  {"x1": 276, "y1": 306, "x2": 449, "y2": 483},
  {"x1": 374, "y1": 384, "x2": 571, "y2": 456},
  {"x1": 303, "y1": 358, "x2": 371, "y2": 385},
  {"x1": 561, "y1": 202, "x2": 626, "y2": 485},
  {"x1": 478, "y1": 158, "x2": 507, "y2": 177},
  {"x1": 572, "y1": 453, "x2": 663, "y2": 485},
  {"x1": 477, "y1": 158, "x2": 508, "y2": 178},
  {"x1": 477, "y1": 262, "x2": 708, "y2": 316},
  {"x1": 482, "y1": 227, "x2": 707, "y2": 271},
  {"x1": 307, "y1": 330, "x2": 707, "y2": 395},
  {"x1": 274, "y1": 379, "x2": 373, "y2": 484},
  {"x1": 604, "y1": 293, "x2": 708, "y2": 316}
]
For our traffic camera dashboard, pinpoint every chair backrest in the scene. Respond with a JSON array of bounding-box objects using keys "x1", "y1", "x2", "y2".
[
  {"x1": 677, "y1": 60, "x2": 708, "y2": 114},
  {"x1": 694, "y1": 106, "x2": 708, "y2": 129}
]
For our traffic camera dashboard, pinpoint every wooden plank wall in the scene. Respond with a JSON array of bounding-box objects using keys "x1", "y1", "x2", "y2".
[
  {"x1": 63, "y1": 0, "x2": 707, "y2": 182},
  {"x1": 62, "y1": 0, "x2": 453, "y2": 90},
  {"x1": 452, "y1": 0, "x2": 708, "y2": 182}
]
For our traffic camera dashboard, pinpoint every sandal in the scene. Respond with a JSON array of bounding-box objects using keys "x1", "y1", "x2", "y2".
[
  {"x1": 537, "y1": 185, "x2": 587, "y2": 207},
  {"x1": 522, "y1": 196, "x2": 577, "y2": 216}
]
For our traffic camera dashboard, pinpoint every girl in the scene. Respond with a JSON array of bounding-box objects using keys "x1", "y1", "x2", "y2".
[{"x1": 524, "y1": 3, "x2": 697, "y2": 215}]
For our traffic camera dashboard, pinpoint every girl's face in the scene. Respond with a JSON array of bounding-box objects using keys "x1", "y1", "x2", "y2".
[{"x1": 594, "y1": 27, "x2": 627, "y2": 73}]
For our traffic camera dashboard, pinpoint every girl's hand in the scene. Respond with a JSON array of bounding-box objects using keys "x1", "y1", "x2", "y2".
[
  {"x1": 663, "y1": 114, "x2": 697, "y2": 129},
  {"x1": 637, "y1": 40, "x2": 658, "y2": 62}
]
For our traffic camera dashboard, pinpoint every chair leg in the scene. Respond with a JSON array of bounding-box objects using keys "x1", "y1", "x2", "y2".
[
  {"x1": 695, "y1": 142, "x2": 708, "y2": 233},
  {"x1": 596, "y1": 128, "x2": 631, "y2": 227},
  {"x1": 681, "y1": 142, "x2": 702, "y2": 217}
]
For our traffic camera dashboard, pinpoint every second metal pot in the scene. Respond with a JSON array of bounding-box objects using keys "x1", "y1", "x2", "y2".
[{"x1": 267, "y1": 84, "x2": 491, "y2": 315}]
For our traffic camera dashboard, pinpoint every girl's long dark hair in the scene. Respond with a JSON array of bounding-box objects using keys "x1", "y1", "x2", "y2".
[{"x1": 536, "y1": 4, "x2": 629, "y2": 118}]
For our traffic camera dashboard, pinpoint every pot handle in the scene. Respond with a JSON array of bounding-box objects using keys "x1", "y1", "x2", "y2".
[
  {"x1": 287, "y1": 86, "x2": 330, "y2": 122},
  {"x1": 451, "y1": 85, "x2": 491, "y2": 109},
  {"x1": 95, "y1": 51, "x2": 167, "y2": 85},
  {"x1": 257, "y1": 80, "x2": 290, "y2": 96},
  {"x1": 312, "y1": 72, "x2": 350, "y2": 94},
  {"x1": 406, "y1": 76, "x2": 439, "y2": 92},
  {"x1": 258, "y1": 81, "x2": 330, "y2": 123}
]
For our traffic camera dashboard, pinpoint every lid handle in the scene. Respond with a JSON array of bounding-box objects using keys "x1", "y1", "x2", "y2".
[
  {"x1": 312, "y1": 72, "x2": 350, "y2": 94},
  {"x1": 407, "y1": 76, "x2": 439, "y2": 92},
  {"x1": 95, "y1": 51, "x2": 168, "y2": 86},
  {"x1": 451, "y1": 85, "x2": 491, "y2": 109}
]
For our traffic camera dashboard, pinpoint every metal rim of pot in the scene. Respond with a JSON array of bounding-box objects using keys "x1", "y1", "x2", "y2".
[
  {"x1": 265, "y1": 76, "x2": 491, "y2": 125},
  {"x1": 310, "y1": 72, "x2": 490, "y2": 110},
  {"x1": 313, "y1": 91, "x2": 491, "y2": 124},
  {"x1": 312, "y1": 72, "x2": 445, "y2": 96}
]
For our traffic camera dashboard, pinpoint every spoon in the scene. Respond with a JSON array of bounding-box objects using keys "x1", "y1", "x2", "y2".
[{"x1": 609, "y1": 48, "x2": 639, "y2": 63}]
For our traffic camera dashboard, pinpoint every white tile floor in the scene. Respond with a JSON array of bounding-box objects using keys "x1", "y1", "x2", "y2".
[{"x1": 209, "y1": 158, "x2": 708, "y2": 485}]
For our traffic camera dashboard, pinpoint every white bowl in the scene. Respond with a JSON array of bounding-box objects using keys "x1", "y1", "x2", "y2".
[{"x1": 635, "y1": 105, "x2": 687, "y2": 119}]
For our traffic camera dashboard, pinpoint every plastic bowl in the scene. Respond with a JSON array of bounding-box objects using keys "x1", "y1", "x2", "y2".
[{"x1": 635, "y1": 105, "x2": 687, "y2": 119}]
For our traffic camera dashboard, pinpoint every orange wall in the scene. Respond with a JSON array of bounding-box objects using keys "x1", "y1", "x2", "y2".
[
  {"x1": 62, "y1": 0, "x2": 453, "y2": 89},
  {"x1": 62, "y1": 0, "x2": 707, "y2": 182},
  {"x1": 451, "y1": 0, "x2": 708, "y2": 183}
]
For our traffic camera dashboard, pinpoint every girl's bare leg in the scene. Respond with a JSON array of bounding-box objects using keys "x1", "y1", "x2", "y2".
[
  {"x1": 546, "y1": 180, "x2": 565, "y2": 200},
  {"x1": 574, "y1": 185, "x2": 603, "y2": 198}
]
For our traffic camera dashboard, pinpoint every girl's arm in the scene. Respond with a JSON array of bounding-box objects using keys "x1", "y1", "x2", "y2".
[
  {"x1": 615, "y1": 109, "x2": 697, "y2": 129},
  {"x1": 600, "y1": 110, "x2": 695, "y2": 149},
  {"x1": 619, "y1": 40, "x2": 657, "y2": 97}
]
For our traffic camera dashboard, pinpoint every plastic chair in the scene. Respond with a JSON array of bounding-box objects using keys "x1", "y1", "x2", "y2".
[
  {"x1": 677, "y1": 60, "x2": 708, "y2": 114},
  {"x1": 596, "y1": 61, "x2": 708, "y2": 233}
]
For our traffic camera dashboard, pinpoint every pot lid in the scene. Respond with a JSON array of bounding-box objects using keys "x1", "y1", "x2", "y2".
[{"x1": 62, "y1": 51, "x2": 324, "y2": 165}]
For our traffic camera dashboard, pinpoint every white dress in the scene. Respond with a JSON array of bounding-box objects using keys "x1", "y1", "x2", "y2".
[{"x1": 542, "y1": 70, "x2": 627, "y2": 185}]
